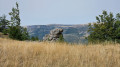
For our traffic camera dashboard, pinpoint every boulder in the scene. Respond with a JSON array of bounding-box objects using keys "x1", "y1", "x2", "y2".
[{"x1": 43, "y1": 28, "x2": 63, "y2": 42}]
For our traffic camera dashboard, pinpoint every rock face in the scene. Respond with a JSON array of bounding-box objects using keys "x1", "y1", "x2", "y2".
[{"x1": 43, "y1": 28, "x2": 63, "y2": 42}]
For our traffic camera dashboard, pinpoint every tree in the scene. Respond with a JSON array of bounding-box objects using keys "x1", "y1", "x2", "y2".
[
  {"x1": 8, "y1": 2, "x2": 29, "y2": 40},
  {"x1": 0, "y1": 15, "x2": 9, "y2": 33},
  {"x1": 88, "y1": 11, "x2": 120, "y2": 43}
]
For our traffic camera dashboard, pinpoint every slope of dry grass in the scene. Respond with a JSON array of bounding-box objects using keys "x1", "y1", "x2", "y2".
[{"x1": 0, "y1": 38, "x2": 120, "y2": 67}]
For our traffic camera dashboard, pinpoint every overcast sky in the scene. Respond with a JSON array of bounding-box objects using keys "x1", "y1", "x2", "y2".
[{"x1": 0, "y1": 0, "x2": 120, "y2": 26}]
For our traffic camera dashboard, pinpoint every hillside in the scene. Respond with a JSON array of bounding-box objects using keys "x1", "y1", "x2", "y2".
[
  {"x1": 0, "y1": 38, "x2": 120, "y2": 67},
  {"x1": 26, "y1": 24, "x2": 88, "y2": 43}
]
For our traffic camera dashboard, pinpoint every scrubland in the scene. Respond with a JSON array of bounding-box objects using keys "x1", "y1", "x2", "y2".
[{"x1": 0, "y1": 38, "x2": 120, "y2": 67}]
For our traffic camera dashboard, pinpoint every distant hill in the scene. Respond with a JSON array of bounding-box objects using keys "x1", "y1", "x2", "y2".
[{"x1": 26, "y1": 24, "x2": 89, "y2": 43}]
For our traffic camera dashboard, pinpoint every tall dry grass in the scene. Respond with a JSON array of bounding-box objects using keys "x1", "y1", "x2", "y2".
[{"x1": 0, "y1": 38, "x2": 120, "y2": 67}]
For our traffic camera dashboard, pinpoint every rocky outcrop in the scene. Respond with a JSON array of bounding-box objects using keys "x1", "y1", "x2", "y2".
[
  {"x1": 27, "y1": 24, "x2": 88, "y2": 43},
  {"x1": 43, "y1": 28, "x2": 63, "y2": 42}
]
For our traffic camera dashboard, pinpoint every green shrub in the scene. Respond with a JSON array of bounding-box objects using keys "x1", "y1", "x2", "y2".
[{"x1": 2, "y1": 29, "x2": 8, "y2": 35}]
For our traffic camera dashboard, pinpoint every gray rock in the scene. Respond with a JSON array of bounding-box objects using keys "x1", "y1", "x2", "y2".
[
  {"x1": 43, "y1": 28, "x2": 63, "y2": 42},
  {"x1": 43, "y1": 34, "x2": 49, "y2": 40}
]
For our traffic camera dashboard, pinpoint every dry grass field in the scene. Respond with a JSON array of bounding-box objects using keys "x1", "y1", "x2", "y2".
[{"x1": 0, "y1": 38, "x2": 120, "y2": 67}]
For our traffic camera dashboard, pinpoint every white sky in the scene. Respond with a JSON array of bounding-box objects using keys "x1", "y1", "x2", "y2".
[{"x1": 0, "y1": 0, "x2": 120, "y2": 26}]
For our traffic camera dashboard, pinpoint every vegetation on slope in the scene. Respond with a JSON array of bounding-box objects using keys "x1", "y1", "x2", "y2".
[{"x1": 0, "y1": 38, "x2": 120, "y2": 67}]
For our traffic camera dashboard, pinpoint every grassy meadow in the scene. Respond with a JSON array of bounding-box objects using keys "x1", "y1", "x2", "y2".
[{"x1": 0, "y1": 38, "x2": 120, "y2": 67}]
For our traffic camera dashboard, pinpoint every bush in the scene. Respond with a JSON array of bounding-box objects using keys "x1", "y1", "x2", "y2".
[
  {"x1": 31, "y1": 36, "x2": 39, "y2": 41},
  {"x1": 58, "y1": 34, "x2": 64, "y2": 42},
  {"x1": 8, "y1": 26, "x2": 29, "y2": 41},
  {"x1": 2, "y1": 29, "x2": 8, "y2": 35}
]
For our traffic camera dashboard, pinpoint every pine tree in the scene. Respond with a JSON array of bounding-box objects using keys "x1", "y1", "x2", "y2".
[
  {"x1": 8, "y1": 2, "x2": 29, "y2": 40},
  {"x1": 88, "y1": 11, "x2": 120, "y2": 43}
]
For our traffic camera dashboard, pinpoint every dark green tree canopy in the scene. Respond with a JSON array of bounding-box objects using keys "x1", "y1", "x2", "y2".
[{"x1": 88, "y1": 11, "x2": 120, "y2": 43}]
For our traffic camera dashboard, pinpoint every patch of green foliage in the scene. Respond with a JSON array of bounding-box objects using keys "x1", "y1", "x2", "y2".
[
  {"x1": 58, "y1": 34, "x2": 64, "y2": 42},
  {"x1": 31, "y1": 36, "x2": 39, "y2": 41},
  {"x1": 88, "y1": 10, "x2": 120, "y2": 43}
]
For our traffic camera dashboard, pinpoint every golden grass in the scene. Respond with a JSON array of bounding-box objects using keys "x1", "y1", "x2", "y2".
[{"x1": 0, "y1": 38, "x2": 120, "y2": 67}]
